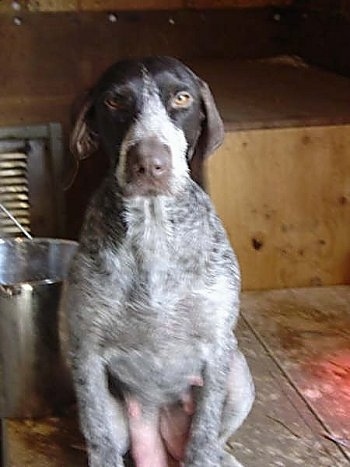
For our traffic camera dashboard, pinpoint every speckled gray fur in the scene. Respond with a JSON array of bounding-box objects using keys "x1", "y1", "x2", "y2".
[{"x1": 61, "y1": 57, "x2": 254, "y2": 467}]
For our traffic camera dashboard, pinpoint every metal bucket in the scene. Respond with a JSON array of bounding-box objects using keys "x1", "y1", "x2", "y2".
[{"x1": 0, "y1": 238, "x2": 78, "y2": 418}]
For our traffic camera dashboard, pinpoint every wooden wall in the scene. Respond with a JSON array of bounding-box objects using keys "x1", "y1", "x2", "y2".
[
  {"x1": 207, "y1": 125, "x2": 350, "y2": 290},
  {"x1": 0, "y1": 8, "x2": 289, "y2": 127},
  {"x1": 285, "y1": 1, "x2": 350, "y2": 77},
  {"x1": 0, "y1": 0, "x2": 293, "y2": 130},
  {"x1": 1, "y1": 1, "x2": 350, "y2": 290},
  {"x1": 0, "y1": 7, "x2": 290, "y2": 237},
  {"x1": 0, "y1": 1, "x2": 293, "y2": 13},
  {"x1": 294, "y1": 0, "x2": 350, "y2": 16},
  {"x1": 0, "y1": 7, "x2": 290, "y2": 132}
]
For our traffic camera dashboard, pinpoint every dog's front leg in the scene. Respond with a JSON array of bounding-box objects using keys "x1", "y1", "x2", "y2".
[
  {"x1": 184, "y1": 342, "x2": 232, "y2": 467},
  {"x1": 71, "y1": 351, "x2": 128, "y2": 467}
]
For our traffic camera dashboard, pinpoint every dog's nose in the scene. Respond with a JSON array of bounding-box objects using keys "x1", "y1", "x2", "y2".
[{"x1": 126, "y1": 138, "x2": 171, "y2": 180}]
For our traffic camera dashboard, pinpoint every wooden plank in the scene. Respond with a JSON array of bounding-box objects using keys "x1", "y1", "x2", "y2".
[
  {"x1": 0, "y1": 21, "x2": 283, "y2": 111},
  {"x1": 27, "y1": 1, "x2": 78, "y2": 12},
  {"x1": 4, "y1": 416, "x2": 86, "y2": 467},
  {"x1": 301, "y1": 0, "x2": 350, "y2": 14},
  {"x1": 3, "y1": 0, "x2": 184, "y2": 13},
  {"x1": 241, "y1": 286, "x2": 350, "y2": 462},
  {"x1": 188, "y1": 0, "x2": 292, "y2": 8},
  {"x1": 2, "y1": 0, "x2": 160, "y2": 13},
  {"x1": 0, "y1": 0, "x2": 292, "y2": 13},
  {"x1": 206, "y1": 124, "x2": 350, "y2": 290},
  {"x1": 7, "y1": 57, "x2": 350, "y2": 133},
  {"x1": 292, "y1": 2, "x2": 350, "y2": 78},
  {"x1": 3, "y1": 57, "x2": 350, "y2": 133},
  {"x1": 4, "y1": 0, "x2": 80, "y2": 13},
  {"x1": 0, "y1": 96, "x2": 73, "y2": 128},
  {"x1": 190, "y1": 58, "x2": 350, "y2": 130},
  {"x1": 3, "y1": 314, "x2": 344, "y2": 466},
  {"x1": 228, "y1": 318, "x2": 346, "y2": 466},
  {"x1": 79, "y1": 0, "x2": 185, "y2": 11}
]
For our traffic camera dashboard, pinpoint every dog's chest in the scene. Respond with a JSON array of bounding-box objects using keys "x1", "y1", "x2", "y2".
[
  {"x1": 122, "y1": 198, "x2": 184, "y2": 298},
  {"x1": 102, "y1": 197, "x2": 216, "y2": 339},
  {"x1": 97, "y1": 197, "x2": 233, "y2": 400},
  {"x1": 126, "y1": 198, "x2": 171, "y2": 265}
]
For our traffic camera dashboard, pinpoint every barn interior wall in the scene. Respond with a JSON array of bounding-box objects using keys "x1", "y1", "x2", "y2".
[
  {"x1": 0, "y1": 7, "x2": 291, "y2": 237},
  {"x1": 287, "y1": 0, "x2": 350, "y2": 77}
]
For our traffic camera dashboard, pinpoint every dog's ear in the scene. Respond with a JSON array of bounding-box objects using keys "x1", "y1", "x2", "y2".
[
  {"x1": 190, "y1": 80, "x2": 225, "y2": 188},
  {"x1": 70, "y1": 90, "x2": 99, "y2": 160}
]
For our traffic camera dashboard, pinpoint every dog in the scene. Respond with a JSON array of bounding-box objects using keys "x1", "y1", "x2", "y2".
[{"x1": 61, "y1": 56, "x2": 254, "y2": 467}]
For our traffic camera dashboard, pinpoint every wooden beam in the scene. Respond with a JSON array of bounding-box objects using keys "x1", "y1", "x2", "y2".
[
  {"x1": 27, "y1": 1, "x2": 78, "y2": 12},
  {"x1": 187, "y1": 0, "x2": 292, "y2": 8},
  {"x1": 79, "y1": 0, "x2": 185, "y2": 11},
  {"x1": 0, "y1": 0, "x2": 292, "y2": 13}
]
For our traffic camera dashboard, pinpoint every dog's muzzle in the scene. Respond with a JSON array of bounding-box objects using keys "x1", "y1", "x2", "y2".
[{"x1": 124, "y1": 137, "x2": 172, "y2": 196}]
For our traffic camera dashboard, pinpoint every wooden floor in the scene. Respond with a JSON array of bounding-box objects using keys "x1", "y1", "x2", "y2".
[{"x1": 2, "y1": 286, "x2": 350, "y2": 466}]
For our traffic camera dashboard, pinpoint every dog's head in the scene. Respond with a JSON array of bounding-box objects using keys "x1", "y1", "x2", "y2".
[{"x1": 71, "y1": 56, "x2": 224, "y2": 197}]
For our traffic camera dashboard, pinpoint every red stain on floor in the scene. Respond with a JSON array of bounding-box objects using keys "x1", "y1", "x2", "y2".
[{"x1": 301, "y1": 350, "x2": 350, "y2": 426}]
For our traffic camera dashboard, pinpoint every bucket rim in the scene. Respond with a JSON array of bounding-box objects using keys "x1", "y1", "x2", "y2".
[
  {"x1": 0, "y1": 237, "x2": 78, "y2": 288},
  {"x1": 0, "y1": 278, "x2": 64, "y2": 290},
  {"x1": 0, "y1": 237, "x2": 79, "y2": 248}
]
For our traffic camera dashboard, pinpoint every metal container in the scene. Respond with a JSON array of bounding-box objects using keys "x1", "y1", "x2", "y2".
[{"x1": 0, "y1": 238, "x2": 78, "y2": 418}]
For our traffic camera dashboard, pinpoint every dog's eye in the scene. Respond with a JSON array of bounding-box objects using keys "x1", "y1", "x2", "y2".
[
  {"x1": 171, "y1": 91, "x2": 193, "y2": 109},
  {"x1": 104, "y1": 96, "x2": 126, "y2": 110}
]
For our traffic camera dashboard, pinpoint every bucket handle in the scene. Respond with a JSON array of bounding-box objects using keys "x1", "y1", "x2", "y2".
[{"x1": 0, "y1": 203, "x2": 33, "y2": 240}]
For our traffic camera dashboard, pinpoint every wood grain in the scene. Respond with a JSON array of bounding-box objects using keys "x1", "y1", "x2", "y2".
[
  {"x1": 241, "y1": 286, "x2": 350, "y2": 462},
  {"x1": 0, "y1": 0, "x2": 292, "y2": 13},
  {"x1": 190, "y1": 58, "x2": 350, "y2": 131},
  {"x1": 187, "y1": 0, "x2": 292, "y2": 8},
  {"x1": 79, "y1": 0, "x2": 184, "y2": 11},
  {"x1": 206, "y1": 125, "x2": 350, "y2": 290},
  {"x1": 27, "y1": 1, "x2": 78, "y2": 12}
]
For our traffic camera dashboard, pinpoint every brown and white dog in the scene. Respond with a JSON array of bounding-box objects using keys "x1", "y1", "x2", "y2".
[{"x1": 61, "y1": 56, "x2": 254, "y2": 467}]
